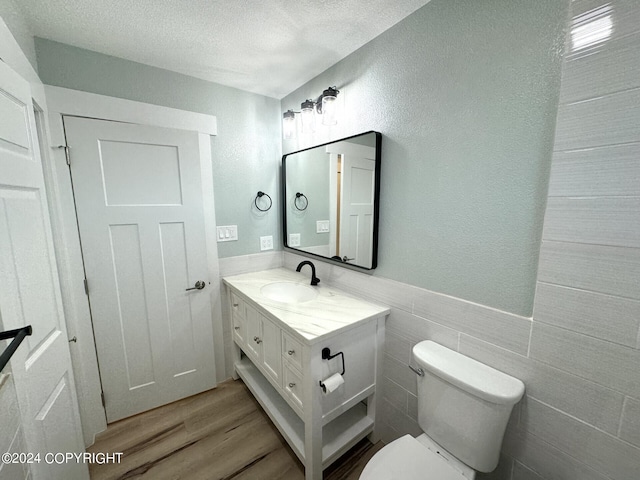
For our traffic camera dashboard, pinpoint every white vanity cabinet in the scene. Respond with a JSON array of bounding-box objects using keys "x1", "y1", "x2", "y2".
[
  {"x1": 245, "y1": 303, "x2": 283, "y2": 387},
  {"x1": 223, "y1": 268, "x2": 389, "y2": 480}
]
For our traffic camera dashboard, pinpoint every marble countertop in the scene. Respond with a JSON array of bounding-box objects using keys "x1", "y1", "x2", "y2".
[{"x1": 223, "y1": 268, "x2": 390, "y2": 344}]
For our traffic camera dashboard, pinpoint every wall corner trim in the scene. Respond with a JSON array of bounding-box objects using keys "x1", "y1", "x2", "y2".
[{"x1": 44, "y1": 85, "x2": 217, "y2": 136}]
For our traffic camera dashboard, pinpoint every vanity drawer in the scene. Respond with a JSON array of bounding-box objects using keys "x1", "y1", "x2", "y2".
[
  {"x1": 232, "y1": 313, "x2": 245, "y2": 345},
  {"x1": 283, "y1": 363, "x2": 304, "y2": 413},
  {"x1": 230, "y1": 292, "x2": 246, "y2": 319},
  {"x1": 282, "y1": 332, "x2": 303, "y2": 371}
]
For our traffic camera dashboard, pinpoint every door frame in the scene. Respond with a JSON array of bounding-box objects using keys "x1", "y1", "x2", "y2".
[{"x1": 44, "y1": 85, "x2": 222, "y2": 445}]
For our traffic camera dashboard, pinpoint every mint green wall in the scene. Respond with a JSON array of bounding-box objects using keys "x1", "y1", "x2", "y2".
[
  {"x1": 35, "y1": 38, "x2": 281, "y2": 258},
  {"x1": 35, "y1": 0, "x2": 568, "y2": 316},
  {"x1": 285, "y1": 147, "x2": 330, "y2": 249},
  {"x1": 283, "y1": 0, "x2": 569, "y2": 316},
  {"x1": 0, "y1": 0, "x2": 37, "y2": 68}
]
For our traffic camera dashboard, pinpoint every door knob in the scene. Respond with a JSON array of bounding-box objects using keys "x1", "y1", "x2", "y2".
[
  {"x1": 342, "y1": 256, "x2": 355, "y2": 262},
  {"x1": 185, "y1": 280, "x2": 206, "y2": 291}
]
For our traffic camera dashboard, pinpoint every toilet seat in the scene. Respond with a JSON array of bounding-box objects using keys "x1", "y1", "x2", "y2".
[{"x1": 359, "y1": 435, "x2": 468, "y2": 480}]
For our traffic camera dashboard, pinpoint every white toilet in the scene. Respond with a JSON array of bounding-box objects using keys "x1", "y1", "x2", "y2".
[{"x1": 360, "y1": 340, "x2": 525, "y2": 480}]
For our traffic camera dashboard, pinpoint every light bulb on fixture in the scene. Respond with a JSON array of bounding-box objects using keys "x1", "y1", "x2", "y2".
[
  {"x1": 300, "y1": 99, "x2": 316, "y2": 134},
  {"x1": 283, "y1": 109, "x2": 296, "y2": 139},
  {"x1": 319, "y1": 87, "x2": 339, "y2": 126}
]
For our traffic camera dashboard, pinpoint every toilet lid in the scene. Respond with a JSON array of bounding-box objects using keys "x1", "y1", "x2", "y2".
[{"x1": 360, "y1": 435, "x2": 467, "y2": 480}]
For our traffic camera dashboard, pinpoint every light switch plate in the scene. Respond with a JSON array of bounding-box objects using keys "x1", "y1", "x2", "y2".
[
  {"x1": 316, "y1": 220, "x2": 330, "y2": 233},
  {"x1": 216, "y1": 225, "x2": 238, "y2": 242},
  {"x1": 289, "y1": 233, "x2": 301, "y2": 247},
  {"x1": 260, "y1": 235, "x2": 273, "y2": 251}
]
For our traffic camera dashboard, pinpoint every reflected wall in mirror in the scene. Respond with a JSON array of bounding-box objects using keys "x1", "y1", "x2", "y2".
[{"x1": 283, "y1": 131, "x2": 381, "y2": 270}]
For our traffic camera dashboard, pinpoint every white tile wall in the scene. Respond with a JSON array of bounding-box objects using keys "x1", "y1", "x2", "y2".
[
  {"x1": 529, "y1": 323, "x2": 640, "y2": 398},
  {"x1": 533, "y1": 282, "x2": 640, "y2": 347},
  {"x1": 560, "y1": 32, "x2": 640, "y2": 103},
  {"x1": 543, "y1": 197, "x2": 640, "y2": 248},
  {"x1": 619, "y1": 396, "x2": 640, "y2": 448},
  {"x1": 502, "y1": 427, "x2": 610, "y2": 480},
  {"x1": 548, "y1": 143, "x2": 640, "y2": 197},
  {"x1": 553, "y1": 88, "x2": 640, "y2": 151},
  {"x1": 537, "y1": 241, "x2": 640, "y2": 300},
  {"x1": 521, "y1": 399, "x2": 639, "y2": 479},
  {"x1": 459, "y1": 335, "x2": 625, "y2": 435},
  {"x1": 512, "y1": 462, "x2": 544, "y2": 480},
  {"x1": 522, "y1": 0, "x2": 640, "y2": 476}
]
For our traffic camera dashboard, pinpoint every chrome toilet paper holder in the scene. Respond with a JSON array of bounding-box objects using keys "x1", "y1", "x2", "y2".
[{"x1": 319, "y1": 347, "x2": 345, "y2": 393}]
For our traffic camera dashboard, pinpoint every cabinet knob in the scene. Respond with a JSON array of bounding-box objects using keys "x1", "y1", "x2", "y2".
[
  {"x1": 234, "y1": 326, "x2": 240, "y2": 330},
  {"x1": 233, "y1": 303, "x2": 239, "y2": 307},
  {"x1": 287, "y1": 350, "x2": 295, "y2": 356},
  {"x1": 288, "y1": 382, "x2": 296, "y2": 388}
]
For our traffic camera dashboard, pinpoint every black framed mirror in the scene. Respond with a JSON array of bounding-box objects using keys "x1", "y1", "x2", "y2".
[{"x1": 282, "y1": 131, "x2": 381, "y2": 270}]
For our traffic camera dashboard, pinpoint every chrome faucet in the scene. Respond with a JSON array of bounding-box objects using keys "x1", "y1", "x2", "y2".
[{"x1": 296, "y1": 261, "x2": 320, "y2": 286}]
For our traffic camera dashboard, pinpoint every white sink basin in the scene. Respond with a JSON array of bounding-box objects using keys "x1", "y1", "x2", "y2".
[{"x1": 261, "y1": 282, "x2": 317, "y2": 304}]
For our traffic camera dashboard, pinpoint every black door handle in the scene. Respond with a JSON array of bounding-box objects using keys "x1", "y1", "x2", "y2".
[{"x1": 185, "y1": 281, "x2": 206, "y2": 291}]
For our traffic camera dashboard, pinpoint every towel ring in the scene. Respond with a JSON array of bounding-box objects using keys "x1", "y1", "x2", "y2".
[
  {"x1": 254, "y1": 191, "x2": 272, "y2": 212},
  {"x1": 295, "y1": 192, "x2": 308, "y2": 211}
]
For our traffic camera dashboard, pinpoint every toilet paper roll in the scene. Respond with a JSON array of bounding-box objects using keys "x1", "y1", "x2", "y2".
[{"x1": 321, "y1": 373, "x2": 344, "y2": 394}]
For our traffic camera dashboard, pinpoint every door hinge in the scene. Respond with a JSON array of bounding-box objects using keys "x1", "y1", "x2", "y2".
[
  {"x1": 83, "y1": 278, "x2": 89, "y2": 295},
  {"x1": 101, "y1": 391, "x2": 105, "y2": 408},
  {"x1": 52, "y1": 145, "x2": 71, "y2": 165}
]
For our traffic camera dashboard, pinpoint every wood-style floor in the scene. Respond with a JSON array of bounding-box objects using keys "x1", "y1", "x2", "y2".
[{"x1": 88, "y1": 379, "x2": 382, "y2": 480}]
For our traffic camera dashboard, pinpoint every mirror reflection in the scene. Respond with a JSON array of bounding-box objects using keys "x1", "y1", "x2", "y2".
[{"x1": 283, "y1": 131, "x2": 381, "y2": 270}]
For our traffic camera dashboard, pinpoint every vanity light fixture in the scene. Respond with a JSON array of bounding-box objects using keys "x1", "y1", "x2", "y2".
[
  {"x1": 283, "y1": 110, "x2": 296, "y2": 140},
  {"x1": 282, "y1": 86, "x2": 340, "y2": 139},
  {"x1": 300, "y1": 99, "x2": 315, "y2": 134},
  {"x1": 319, "y1": 87, "x2": 339, "y2": 126}
]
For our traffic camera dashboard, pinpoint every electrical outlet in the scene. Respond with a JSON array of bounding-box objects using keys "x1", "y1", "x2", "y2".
[
  {"x1": 260, "y1": 235, "x2": 273, "y2": 251},
  {"x1": 216, "y1": 225, "x2": 238, "y2": 242},
  {"x1": 289, "y1": 233, "x2": 300, "y2": 247},
  {"x1": 316, "y1": 220, "x2": 330, "y2": 233}
]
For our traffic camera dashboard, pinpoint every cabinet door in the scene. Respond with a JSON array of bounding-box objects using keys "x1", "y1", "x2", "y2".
[
  {"x1": 245, "y1": 304, "x2": 262, "y2": 361},
  {"x1": 261, "y1": 314, "x2": 282, "y2": 386}
]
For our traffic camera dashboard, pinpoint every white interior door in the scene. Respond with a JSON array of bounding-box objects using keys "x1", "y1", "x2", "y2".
[
  {"x1": 0, "y1": 62, "x2": 87, "y2": 479},
  {"x1": 64, "y1": 116, "x2": 216, "y2": 422},
  {"x1": 337, "y1": 143, "x2": 376, "y2": 266}
]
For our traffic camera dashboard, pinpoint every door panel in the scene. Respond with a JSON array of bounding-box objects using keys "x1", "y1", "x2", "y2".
[
  {"x1": 340, "y1": 151, "x2": 375, "y2": 266},
  {"x1": 0, "y1": 60, "x2": 87, "y2": 480},
  {"x1": 64, "y1": 116, "x2": 216, "y2": 422}
]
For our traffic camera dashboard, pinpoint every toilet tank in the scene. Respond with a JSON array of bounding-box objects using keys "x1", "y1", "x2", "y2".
[{"x1": 413, "y1": 341, "x2": 524, "y2": 473}]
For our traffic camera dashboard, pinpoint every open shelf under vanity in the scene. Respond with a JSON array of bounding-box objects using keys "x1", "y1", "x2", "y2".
[{"x1": 236, "y1": 356, "x2": 374, "y2": 468}]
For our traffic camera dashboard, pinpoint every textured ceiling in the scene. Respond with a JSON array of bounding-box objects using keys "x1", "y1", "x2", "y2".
[{"x1": 18, "y1": 0, "x2": 432, "y2": 98}]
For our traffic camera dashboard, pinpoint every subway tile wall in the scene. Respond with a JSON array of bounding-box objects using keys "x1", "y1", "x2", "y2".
[{"x1": 220, "y1": 1, "x2": 640, "y2": 477}]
